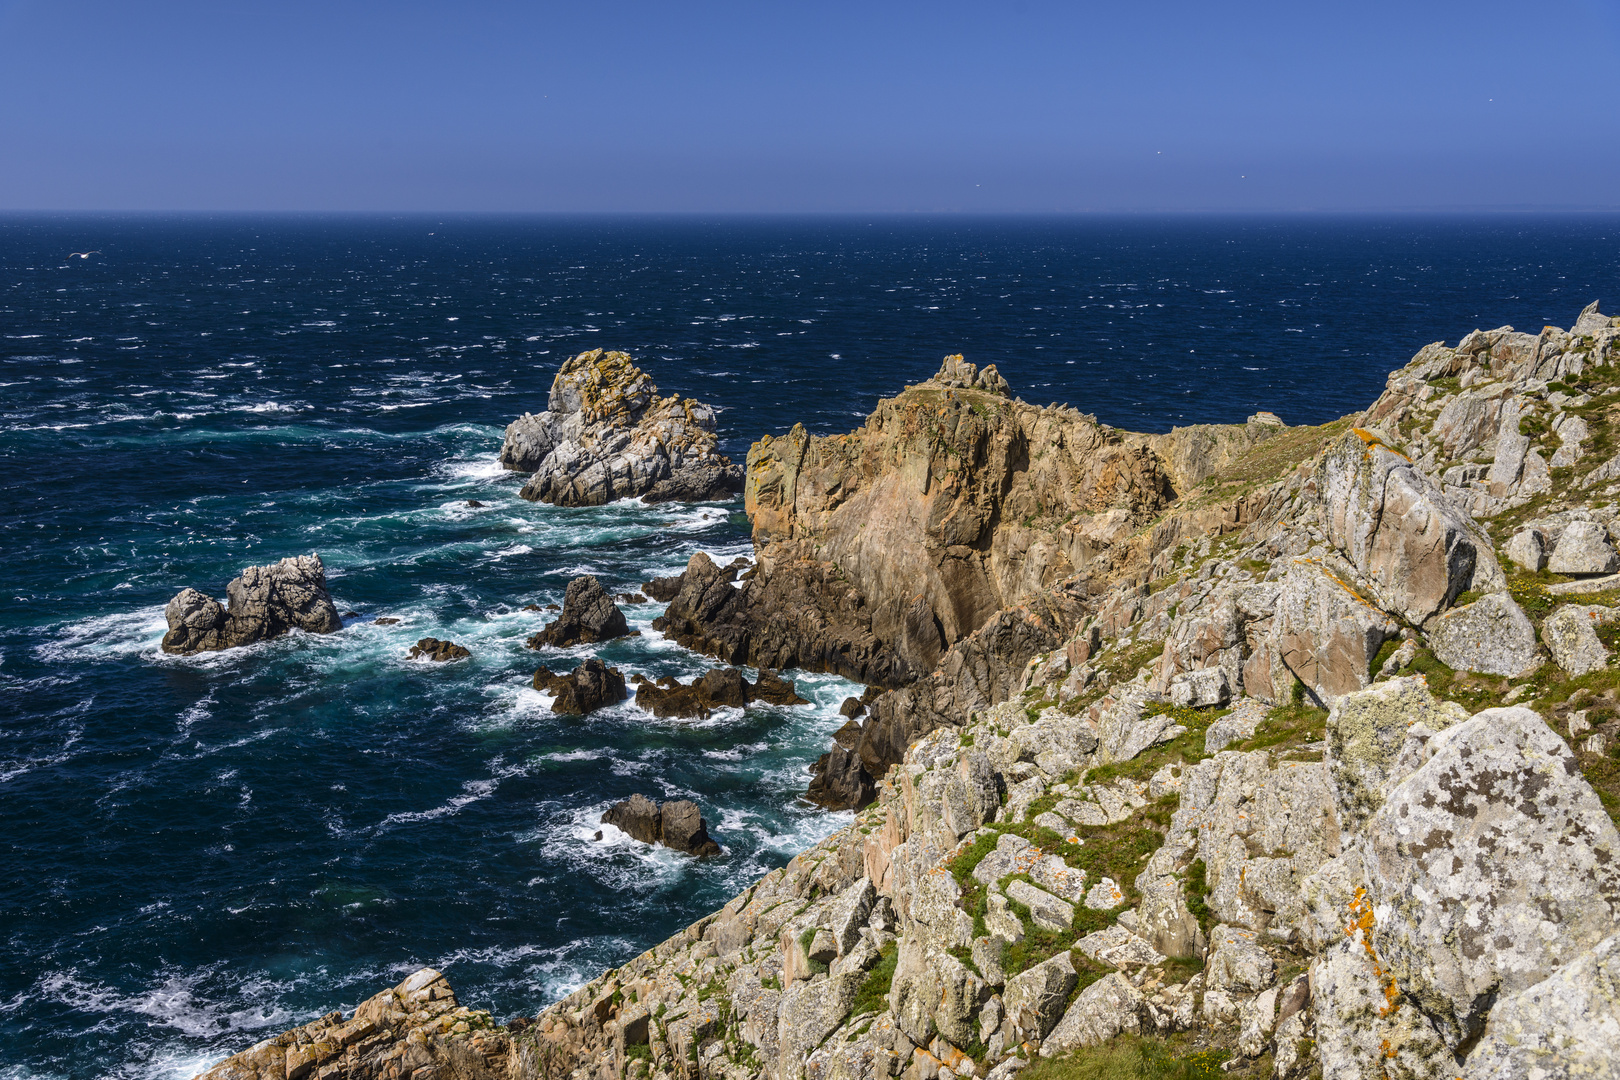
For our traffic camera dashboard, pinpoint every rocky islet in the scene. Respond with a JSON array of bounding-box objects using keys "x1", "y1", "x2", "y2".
[{"x1": 195, "y1": 304, "x2": 1620, "y2": 1080}]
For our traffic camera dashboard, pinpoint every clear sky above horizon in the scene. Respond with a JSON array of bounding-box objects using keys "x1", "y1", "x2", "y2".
[{"x1": 1, "y1": 0, "x2": 1617, "y2": 213}]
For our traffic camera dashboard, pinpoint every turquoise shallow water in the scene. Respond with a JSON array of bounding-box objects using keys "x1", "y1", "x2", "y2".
[{"x1": 1, "y1": 214, "x2": 1617, "y2": 1078}]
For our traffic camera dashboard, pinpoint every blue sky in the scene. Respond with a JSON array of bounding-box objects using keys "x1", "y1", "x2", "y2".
[{"x1": 1, "y1": 0, "x2": 1617, "y2": 212}]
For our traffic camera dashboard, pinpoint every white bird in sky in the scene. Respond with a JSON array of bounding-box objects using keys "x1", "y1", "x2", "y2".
[{"x1": 67, "y1": 251, "x2": 101, "y2": 259}]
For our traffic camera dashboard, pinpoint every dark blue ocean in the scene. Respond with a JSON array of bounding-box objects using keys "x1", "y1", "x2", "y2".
[{"x1": 2, "y1": 215, "x2": 1616, "y2": 1078}]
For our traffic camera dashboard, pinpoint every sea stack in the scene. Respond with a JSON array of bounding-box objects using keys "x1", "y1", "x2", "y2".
[
  {"x1": 499, "y1": 349, "x2": 743, "y2": 505},
  {"x1": 161, "y1": 553, "x2": 342, "y2": 655}
]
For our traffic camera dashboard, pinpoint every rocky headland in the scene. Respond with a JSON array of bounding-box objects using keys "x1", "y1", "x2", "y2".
[
  {"x1": 198, "y1": 303, "x2": 1620, "y2": 1080},
  {"x1": 162, "y1": 553, "x2": 342, "y2": 655},
  {"x1": 501, "y1": 350, "x2": 743, "y2": 506}
]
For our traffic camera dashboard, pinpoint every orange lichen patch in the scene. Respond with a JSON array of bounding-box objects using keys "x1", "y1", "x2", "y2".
[
  {"x1": 1295, "y1": 557, "x2": 1382, "y2": 611},
  {"x1": 1352, "y1": 426, "x2": 1414, "y2": 463},
  {"x1": 1346, "y1": 887, "x2": 1404, "y2": 1017}
]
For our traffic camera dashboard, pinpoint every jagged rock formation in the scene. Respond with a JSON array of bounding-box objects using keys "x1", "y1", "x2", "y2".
[
  {"x1": 196, "y1": 304, "x2": 1620, "y2": 1080},
  {"x1": 500, "y1": 350, "x2": 743, "y2": 505},
  {"x1": 631, "y1": 667, "x2": 807, "y2": 719},
  {"x1": 601, "y1": 794, "x2": 722, "y2": 857},
  {"x1": 161, "y1": 554, "x2": 342, "y2": 655},
  {"x1": 530, "y1": 576, "x2": 631, "y2": 649},
  {"x1": 194, "y1": 967, "x2": 510, "y2": 1080},
  {"x1": 533, "y1": 660, "x2": 628, "y2": 716}
]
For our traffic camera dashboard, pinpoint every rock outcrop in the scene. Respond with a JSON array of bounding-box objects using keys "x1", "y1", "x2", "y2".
[
  {"x1": 528, "y1": 576, "x2": 631, "y2": 649},
  {"x1": 630, "y1": 667, "x2": 807, "y2": 719},
  {"x1": 600, "y1": 794, "x2": 722, "y2": 856},
  {"x1": 192, "y1": 968, "x2": 508, "y2": 1080},
  {"x1": 196, "y1": 304, "x2": 1620, "y2": 1080},
  {"x1": 500, "y1": 350, "x2": 742, "y2": 505},
  {"x1": 533, "y1": 660, "x2": 628, "y2": 715},
  {"x1": 162, "y1": 554, "x2": 342, "y2": 655},
  {"x1": 409, "y1": 637, "x2": 471, "y2": 662}
]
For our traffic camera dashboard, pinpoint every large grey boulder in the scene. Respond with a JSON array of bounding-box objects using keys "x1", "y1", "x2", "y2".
[
  {"x1": 1042, "y1": 973, "x2": 1144, "y2": 1054},
  {"x1": 1205, "y1": 925, "x2": 1276, "y2": 993},
  {"x1": 1319, "y1": 427, "x2": 1503, "y2": 626},
  {"x1": 1541, "y1": 604, "x2": 1609, "y2": 676},
  {"x1": 1243, "y1": 557, "x2": 1399, "y2": 704},
  {"x1": 161, "y1": 554, "x2": 342, "y2": 655},
  {"x1": 500, "y1": 349, "x2": 742, "y2": 505},
  {"x1": 887, "y1": 939, "x2": 984, "y2": 1048},
  {"x1": 1001, "y1": 952, "x2": 1077, "y2": 1043},
  {"x1": 1364, "y1": 707, "x2": 1620, "y2": 1049},
  {"x1": 1548, "y1": 520, "x2": 1620, "y2": 575},
  {"x1": 1425, "y1": 592, "x2": 1540, "y2": 677},
  {"x1": 1462, "y1": 933, "x2": 1620, "y2": 1080}
]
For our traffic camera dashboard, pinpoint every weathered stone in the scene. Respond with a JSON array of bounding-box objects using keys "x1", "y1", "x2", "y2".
[
  {"x1": 1168, "y1": 666, "x2": 1231, "y2": 708},
  {"x1": 1504, "y1": 529, "x2": 1547, "y2": 572},
  {"x1": 533, "y1": 659, "x2": 628, "y2": 715},
  {"x1": 1319, "y1": 428, "x2": 1502, "y2": 626},
  {"x1": 1005, "y1": 880, "x2": 1074, "y2": 931},
  {"x1": 1244, "y1": 557, "x2": 1399, "y2": 704},
  {"x1": 1325, "y1": 676, "x2": 1468, "y2": 835},
  {"x1": 1541, "y1": 604, "x2": 1609, "y2": 676},
  {"x1": 1425, "y1": 591, "x2": 1540, "y2": 677},
  {"x1": 162, "y1": 554, "x2": 342, "y2": 655},
  {"x1": 778, "y1": 971, "x2": 863, "y2": 1080},
  {"x1": 1462, "y1": 932, "x2": 1620, "y2": 1080},
  {"x1": 1206, "y1": 925, "x2": 1276, "y2": 993},
  {"x1": 1364, "y1": 707, "x2": 1620, "y2": 1049},
  {"x1": 601, "y1": 793, "x2": 721, "y2": 856},
  {"x1": 1548, "y1": 520, "x2": 1620, "y2": 575},
  {"x1": 1042, "y1": 973, "x2": 1144, "y2": 1054},
  {"x1": 528, "y1": 575, "x2": 629, "y2": 648},
  {"x1": 1001, "y1": 952, "x2": 1077, "y2": 1042},
  {"x1": 501, "y1": 349, "x2": 742, "y2": 505},
  {"x1": 601, "y1": 793, "x2": 661, "y2": 844}
]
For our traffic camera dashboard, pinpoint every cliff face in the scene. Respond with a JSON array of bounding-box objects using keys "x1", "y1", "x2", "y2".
[
  {"x1": 656, "y1": 356, "x2": 1276, "y2": 694},
  {"x1": 199, "y1": 305, "x2": 1620, "y2": 1080}
]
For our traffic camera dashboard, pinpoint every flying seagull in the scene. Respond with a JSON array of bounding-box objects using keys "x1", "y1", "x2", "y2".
[{"x1": 67, "y1": 251, "x2": 101, "y2": 259}]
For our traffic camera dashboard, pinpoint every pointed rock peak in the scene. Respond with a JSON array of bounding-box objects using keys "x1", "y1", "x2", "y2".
[
  {"x1": 548, "y1": 348, "x2": 657, "y2": 423},
  {"x1": 931, "y1": 353, "x2": 1010, "y2": 396}
]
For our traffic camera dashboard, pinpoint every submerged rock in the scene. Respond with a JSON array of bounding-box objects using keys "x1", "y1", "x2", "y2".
[
  {"x1": 527, "y1": 575, "x2": 630, "y2": 648},
  {"x1": 161, "y1": 554, "x2": 342, "y2": 655},
  {"x1": 600, "y1": 794, "x2": 721, "y2": 856},
  {"x1": 499, "y1": 349, "x2": 742, "y2": 506},
  {"x1": 533, "y1": 659, "x2": 628, "y2": 715}
]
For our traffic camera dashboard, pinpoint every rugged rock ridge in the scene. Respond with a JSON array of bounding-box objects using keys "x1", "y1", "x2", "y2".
[
  {"x1": 196, "y1": 304, "x2": 1620, "y2": 1080},
  {"x1": 162, "y1": 554, "x2": 342, "y2": 655},
  {"x1": 501, "y1": 350, "x2": 743, "y2": 506}
]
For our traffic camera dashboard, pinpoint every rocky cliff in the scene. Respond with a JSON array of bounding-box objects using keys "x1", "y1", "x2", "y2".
[
  {"x1": 501, "y1": 350, "x2": 743, "y2": 505},
  {"x1": 198, "y1": 304, "x2": 1620, "y2": 1080}
]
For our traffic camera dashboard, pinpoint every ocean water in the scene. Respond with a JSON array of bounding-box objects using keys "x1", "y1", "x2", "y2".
[{"x1": 1, "y1": 214, "x2": 1617, "y2": 1078}]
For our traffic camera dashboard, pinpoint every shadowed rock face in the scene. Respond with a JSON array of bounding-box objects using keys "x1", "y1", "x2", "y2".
[
  {"x1": 630, "y1": 666, "x2": 807, "y2": 719},
  {"x1": 527, "y1": 575, "x2": 629, "y2": 649},
  {"x1": 161, "y1": 554, "x2": 342, "y2": 655},
  {"x1": 533, "y1": 659, "x2": 627, "y2": 716},
  {"x1": 499, "y1": 349, "x2": 742, "y2": 506}
]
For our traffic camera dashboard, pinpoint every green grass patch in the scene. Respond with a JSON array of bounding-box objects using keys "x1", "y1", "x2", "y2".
[
  {"x1": 1022, "y1": 1034, "x2": 1230, "y2": 1080},
  {"x1": 1185, "y1": 859, "x2": 1214, "y2": 935},
  {"x1": 849, "y1": 940, "x2": 898, "y2": 1017}
]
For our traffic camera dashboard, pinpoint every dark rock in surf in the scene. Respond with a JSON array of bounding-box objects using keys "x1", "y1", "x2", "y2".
[
  {"x1": 527, "y1": 576, "x2": 629, "y2": 649},
  {"x1": 161, "y1": 553, "x2": 342, "y2": 655},
  {"x1": 642, "y1": 575, "x2": 683, "y2": 602},
  {"x1": 410, "y1": 637, "x2": 471, "y2": 662},
  {"x1": 601, "y1": 794, "x2": 721, "y2": 857},
  {"x1": 533, "y1": 659, "x2": 628, "y2": 715},
  {"x1": 630, "y1": 666, "x2": 808, "y2": 719}
]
